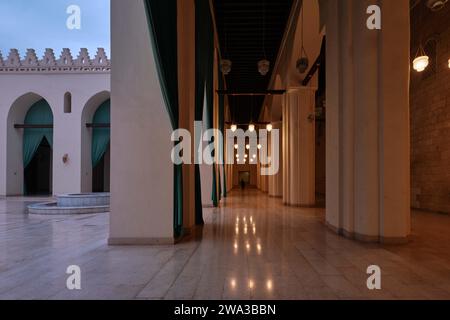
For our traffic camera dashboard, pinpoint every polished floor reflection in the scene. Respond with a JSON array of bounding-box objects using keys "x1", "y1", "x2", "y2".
[{"x1": 0, "y1": 190, "x2": 449, "y2": 300}]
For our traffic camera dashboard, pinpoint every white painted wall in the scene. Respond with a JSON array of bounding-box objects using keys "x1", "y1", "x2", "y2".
[
  {"x1": 0, "y1": 72, "x2": 110, "y2": 196},
  {"x1": 109, "y1": 0, "x2": 174, "y2": 243}
]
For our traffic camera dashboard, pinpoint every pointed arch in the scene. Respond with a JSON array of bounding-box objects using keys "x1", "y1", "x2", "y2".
[{"x1": 6, "y1": 92, "x2": 54, "y2": 195}]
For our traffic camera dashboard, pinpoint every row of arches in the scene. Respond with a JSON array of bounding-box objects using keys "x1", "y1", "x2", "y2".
[{"x1": 6, "y1": 92, "x2": 110, "y2": 196}]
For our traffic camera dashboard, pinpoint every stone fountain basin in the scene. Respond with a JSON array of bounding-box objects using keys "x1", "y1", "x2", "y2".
[
  {"x1": 57, "y1": 193, "x2": 110, "y2": 207},
  {"x1": 28, "y1": 193, "x2": 110, "y2": 215}
]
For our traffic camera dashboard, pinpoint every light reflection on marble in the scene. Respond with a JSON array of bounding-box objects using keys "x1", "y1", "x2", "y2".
[{"x1": 0, "y1": 191, "x2": 449, "y2": 300}]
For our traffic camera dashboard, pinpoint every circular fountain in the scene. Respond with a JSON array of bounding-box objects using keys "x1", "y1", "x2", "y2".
[{"x1": 28, "y1": 193, "x2": 110, "y2": 215}]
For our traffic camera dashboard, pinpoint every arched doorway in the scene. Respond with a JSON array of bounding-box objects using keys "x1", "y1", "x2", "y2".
[
  {"x1": 80, "y1": 91, "x2": 110, "y2": 193},
  {"x1": 91, "y1": 100, "x2": 110, "y2": 192},
  {"x1": 23, "y1": 100, "x2": 53, "y2": 195},
  {"x1": 6, "y1": 94, "x2": 54, "y2": 196}
]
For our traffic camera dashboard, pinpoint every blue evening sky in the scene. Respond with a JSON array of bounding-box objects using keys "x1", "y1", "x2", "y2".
[{"x1": 0, "y1": 0, "x2": 110, "y2": 59}]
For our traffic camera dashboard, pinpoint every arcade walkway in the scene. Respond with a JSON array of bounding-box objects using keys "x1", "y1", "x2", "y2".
[{"x1": 0, "y1": 191, "x2": 449, "y2": 300}]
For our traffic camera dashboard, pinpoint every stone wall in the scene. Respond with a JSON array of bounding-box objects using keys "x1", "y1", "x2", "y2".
[{"x1": 410, "y1": 4, "x2": 450, "y2": 213}]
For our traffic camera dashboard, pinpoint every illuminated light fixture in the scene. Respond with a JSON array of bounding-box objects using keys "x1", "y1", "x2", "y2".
[
  {"x1": 231, "y1": 279, "x2": 237, "y2": 288},
  {"x1": 248, "y1": 280, "x2": 255, "y2": 289},
  {"x1": 231, "y1": 124, "x2": 237, "y2": 132},
  {"x1": 248, "y1": 124, "x2": 255, "y2": 132},
  {"x1": 267, "y1": 280, "x2": 273, "y2": 291},
  {"x1": 413, "y1": 44, "x2": 429, "y2": 72},
  {"x1": 257, "y1": 144, "x2": 262, "y2": 150},
  {"x1": 266, "y1": 123, "x2": 273, "y2": 132},
  {"x1": 252, "y1": 154, "x2": 257, "y2": 159},
  {"x1": 245, "y1": 154, "x2": 248, "y2": 158},
  {"x1": 246, "y1": 144, "x2": 250, "y2": 150},
  {"x1": 236, "y1": 154, "x2": 239, "y2": 158},
  {"x1": 250, "y1": 159, "x2": 254, "y2": 163},
  {"x1": 413, "y1": 55, "x2": 429, "y2": 72},
  {"x1": 448, "y1": 58, "x2": 450, "y2": 69}
]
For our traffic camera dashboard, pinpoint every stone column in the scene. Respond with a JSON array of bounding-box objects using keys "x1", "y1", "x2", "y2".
[
  {"x1": 268, "y1": 122, "x2": 283, "y2": 197},
  {"x1": 283, "y1": 87, "x2": 316, "y2": 207},
  {"x1": 324, "y1": 0, "x2": 410, "y2": 243},
  {"x1": 177, "y1": 0, "x2": 196, "y2": 233},
  {"x1": 109, "y1": 0, "x2": 174, "y2": 244}
]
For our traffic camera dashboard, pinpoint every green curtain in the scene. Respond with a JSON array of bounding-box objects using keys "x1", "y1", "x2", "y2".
[
  {"x1": 23, "y1": 99, "x2": 53, "y2": 168},
  {"x1": 144, "y1": 0, "x2": 183, "y2": 237},
  {"x1": 92, "y1": 100, "x2": 111, "y2": 168},
  {"x1": 218, "y1": 64, "x2": 227, "y2": 198}
]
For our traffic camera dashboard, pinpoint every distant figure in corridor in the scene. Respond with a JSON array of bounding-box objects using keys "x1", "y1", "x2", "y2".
[{"x1": 240, "y1": 179, "x2": 246, "y2": 190}]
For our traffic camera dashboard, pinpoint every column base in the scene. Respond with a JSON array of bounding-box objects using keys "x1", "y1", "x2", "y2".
[
  {"x1": 108, "y1": 237, "x2": 175, "y2": 245},
  {"x1": 284, "y1": 202, "x2": 317, "y2": 208},
  {"x1": 325, "y1": 222, "x2": 410, "y2": 245}
]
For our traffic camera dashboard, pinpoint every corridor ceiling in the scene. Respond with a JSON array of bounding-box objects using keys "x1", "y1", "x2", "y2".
[{"x1": 213, "y1": 0, "x2": 294, "y2": 125}]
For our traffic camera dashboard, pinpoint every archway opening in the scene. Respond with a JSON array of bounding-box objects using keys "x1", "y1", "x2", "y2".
[
  {"x1": 22, "y1": 99, "x2": 54, "y2": 196},
  {"x1": 24, "y1": 137, "x2": 52, "y2": 195},
  {"x1": 81, "y1": 91, "x2": 110, "y2": 193},
  {"x1": 91, "y1": 99, "x2": 111, "y2": 193}
]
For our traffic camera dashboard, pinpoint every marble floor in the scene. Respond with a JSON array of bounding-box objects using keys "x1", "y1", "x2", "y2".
[{"x1": 0, "y1": 190, "x2": 449, "y2": 300}]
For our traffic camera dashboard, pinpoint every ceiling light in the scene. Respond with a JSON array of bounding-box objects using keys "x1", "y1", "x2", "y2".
[
  {"x1": 413, "y1": 55, "x2": 429, "y2": 72},
  {"x1": 248, "y1": 124, "x2": 255, "y2": 132},
  {"x1": 231, "y1": 124, "x2": 237, "y2": 132},
  {"x1": 266, "y1": 123, "x2": 273, "y2": 132},
  {"x1": 413, "y1": 44, "x2": 429, "y2": 72}
]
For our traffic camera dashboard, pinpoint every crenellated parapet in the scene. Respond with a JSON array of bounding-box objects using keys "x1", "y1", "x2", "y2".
[{"x1": 0, "y1": 48, "x2": 110, "y2": 73}]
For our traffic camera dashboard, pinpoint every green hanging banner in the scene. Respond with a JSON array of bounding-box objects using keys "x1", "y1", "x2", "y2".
[
  {"x1": 92, "y1": 100, "x2": 111, "y2": 168},
  {"x1": 218, "y1": 62, "x2": 227, "y2": 198},
  {"x1": 23, "y1": 99, "x2": 53, "y2": 169}
]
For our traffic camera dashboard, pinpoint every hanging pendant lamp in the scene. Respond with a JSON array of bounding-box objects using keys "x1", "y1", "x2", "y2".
[
  {"x1": 296, "y1": 4, "x2": 309, "y2": 74},
  {"x1": 258, "y1": 0, "x2": 270, "y2": 76},
  {"x1": 413, "y1": 44, "x2": 429, "y2": 72}
]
